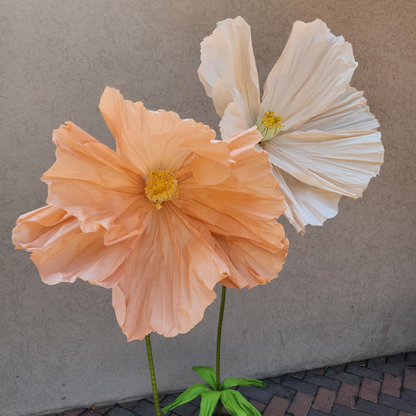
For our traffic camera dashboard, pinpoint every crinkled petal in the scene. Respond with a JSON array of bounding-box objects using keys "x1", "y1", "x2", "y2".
[
  {"x1": 99, "y1": 87, "x2": 232, "y2": 185},
  {"x1": 262, "y1": 78, "x2": 383, "y2": 233},
  {"x1": 260, "y1": 19, "x2": 357, "y2": 131},
  {"x1": 297, "y1": 86, "x2": 380, "y2": 133},
  {"x1": 271, "y1": 167, "x2": 342, "y2": 234},
  {"x1": 214, "y1": 234, "x2": 289, "y2": 289},
  {"x1": 12, "y1": 205, "x2": 71, "y2": 249},
  {"x1": 263, "y1": 129, "x2": 383, "y2": 198},
  {"x1": 13, "y1": 205, "x2": 138, "y2": 288},
  {"x1": 112, "y1": 204, "x2": 230, "y2": 340},
  {"x1": 42, "y1": 122, "x2": 152, "y2": 244},
  {"x1": 219, "y1": 94, "x2": 249, "y2": 140},
  {"x1": 173, "y1": 127, "x2": 286, "y2": 251},
  {"x1": 198, "y1": 16, "x2": 260, "y2": 124},
  {"x1": 212, "y1": 78, "x2": 236, "y2": 118}
]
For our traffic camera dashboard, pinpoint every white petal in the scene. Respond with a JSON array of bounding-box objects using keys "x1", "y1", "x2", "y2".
[
  {"x1": 272, "y1": 167, "x2": 342, "y2": 234},
  {"x1": 198, "y1": 16, "x2": 260, "y2": 127},
  {"x1": 260, "y1": 20, "x2": 357, "y2": 130},
  {"x1": 264, "y1": 130, "x2": 383, "y2": 198},
  {"x1": 219, "y1": 95, "x2": 252, "y2": 140},
  {"x1": 212, "y1": 78, "x2": 236, "y2": 118},
  {"x1": 298, "y1": 86, "x2": 380, "y2": 133},
  {"x1": 263, "y1": 80, "x2": 383, "y2": 233}
]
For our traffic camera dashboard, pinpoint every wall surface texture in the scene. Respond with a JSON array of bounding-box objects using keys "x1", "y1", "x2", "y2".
[{"x1": 1, "y1": 0, "x2": 415, "y2": 415}]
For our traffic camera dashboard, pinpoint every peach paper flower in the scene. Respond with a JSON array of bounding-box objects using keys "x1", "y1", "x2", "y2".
[
  {"x1": 199, "y1": 17, "x2": 384, "y2": 234},
  {"x1": 13, "y1": 87, "x2": 289, "y2": 341}
]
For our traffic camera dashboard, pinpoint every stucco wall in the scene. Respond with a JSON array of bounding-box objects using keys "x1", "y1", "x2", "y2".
[{"x1": 1, "y1": 0, "x2": 415, "y2": 415}]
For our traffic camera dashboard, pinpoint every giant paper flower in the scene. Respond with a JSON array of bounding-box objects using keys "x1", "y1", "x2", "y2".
[
  {"x1": 13, "y1": 87, "x2": 289, "y2": 341},
  {"x1": 198, "y1": 17, "x2": 384, "y2": 234}
]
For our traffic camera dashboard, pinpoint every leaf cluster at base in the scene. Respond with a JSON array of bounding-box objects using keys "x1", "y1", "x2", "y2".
[{"x1": 162, "y1": 366, "x2": 265, "y2": 416}]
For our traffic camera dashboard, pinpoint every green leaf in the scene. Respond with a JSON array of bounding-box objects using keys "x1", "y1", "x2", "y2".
[
  {"x1": 199, "y1": 390, "x2": 221, "y2": 416},
  {"x1": 192, "y1": 366, "x2": 217, "y2": 390},
  {"x1": 221, "y1": 378, "x2": 266, "y2": 390},
  {"x1": 161, "y1": 383, "x2": 210, "y2": 413},
  {"x1": 220, "y1": 389, "x2": 262, "y2": 416}
]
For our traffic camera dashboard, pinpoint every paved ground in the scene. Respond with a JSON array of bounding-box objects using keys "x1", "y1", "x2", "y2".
[{"x1": 43, "y1": 352, "x2": 416, "y2": 416}]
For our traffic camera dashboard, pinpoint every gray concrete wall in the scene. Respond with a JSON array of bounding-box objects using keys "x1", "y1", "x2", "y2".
[{"x1": 1, "y1": 0, "x2": 415, "y2": 415}]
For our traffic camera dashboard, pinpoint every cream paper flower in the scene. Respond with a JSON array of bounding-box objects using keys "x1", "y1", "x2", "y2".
[{"x1": 198, "y1": 17, "x2": 384, "y2": 234}]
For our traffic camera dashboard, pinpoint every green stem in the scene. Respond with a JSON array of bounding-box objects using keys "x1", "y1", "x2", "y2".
[
  {"x1": 216, "y1": 286, "x2": 227, "y2": 416},
  {"x1": 145, "y1": 334, "x2": 161, "y2": 416}
]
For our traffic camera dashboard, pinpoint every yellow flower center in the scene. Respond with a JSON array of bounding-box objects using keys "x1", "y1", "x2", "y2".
[
  {"x1": 255, "y1": 111, "x2": 285, "y2": 142},
  {"x1": 260, "y1": 111, "x2": 284, "y2": 129},
  {"x1": 145, "y1": 169, "x2": 179, "y2": 209}
]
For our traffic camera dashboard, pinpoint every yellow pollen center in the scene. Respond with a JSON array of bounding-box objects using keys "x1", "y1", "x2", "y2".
[
  {"x1": 255, "y1": 111, "x2": 285, "y2": 142},
  {"x1": 145, "y1": 169, "x2": 179, "y2": 209},
  {"x1": 261, "y1": 111, "x2": 284, "y2": 129}
]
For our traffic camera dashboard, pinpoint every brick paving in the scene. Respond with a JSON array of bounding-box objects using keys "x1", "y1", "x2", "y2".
[{"x1": 42, "y1": 352, "x2": 416, "y2": 416}]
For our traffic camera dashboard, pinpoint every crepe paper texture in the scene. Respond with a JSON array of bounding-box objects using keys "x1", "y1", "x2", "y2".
[
  {"x1": 199, "y1": 17, "x2": 384, "y2": 234},
  {"x1": 12, "y1": 86, "x2": 289, "y2": 342},
  {"x1": 162, "y1": 366, "x2": 265, "y2": 416}
]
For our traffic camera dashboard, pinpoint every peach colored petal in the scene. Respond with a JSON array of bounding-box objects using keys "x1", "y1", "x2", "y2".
[
  {"x1": 112, "y1": 204, "x2": 230, "y2": 341},
  {"x1": 99, "y1": 87, "x2": 232, "y2": 185},
  {"x1": 13, "y1": 205, "x2": 138, "y2": 288},
  {"x1": 215, "y1": 234, "x2": 289, "y2": 289},
  {"x1": 13, "y1": 205, "x2": 71, "y2": 249},
  {"x1": 173, "y1": 127, "x2": 286, "y2": 251},
  {"x1": 42, "y1": 122, "x2": 152, "y2": 244},
  {"x1": 177, "y1": 139, "x2": 233, "y2": 186}
]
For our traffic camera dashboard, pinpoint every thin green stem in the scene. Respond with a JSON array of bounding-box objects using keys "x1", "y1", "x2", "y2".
[
  {"x1": 216, "y1": 286, "x2": 227, "y2": 416},
  {"x1": 145, "y1": 334, "x2": 161, "y2": 416}
]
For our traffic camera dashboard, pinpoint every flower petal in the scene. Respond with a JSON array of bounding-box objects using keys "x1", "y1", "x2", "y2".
[
  {"x1": 176, "y1": 137, "x2": 233, "y2": 186},
  {"x1": 262, "y1": 78, "x2": 383, "y2": 233},
  {"x1": 260, "y1": 20, "x2": 357, "y2": 131},
  {"x1": 99, "y1": 87, "x2": 232, "y2": 185},
  {"x1": 173, "y1": 127, "x2": 286, "y2": 251},
  {"x1": 271, "y1": 167, "x2": 343, "y2": 234},
  {"x1": 212, "y1": 78, "x2": 236, "y2": 118},
  {"x1": 198, "y1": 17, "x2": 260, "y2": 125},
  {"x1": 42, "y1": 122, "x2": 152, "y2": 244},
  {"x1": 219, "y1": 94, "x2": 249, "y2": 140},
  {"x1": 297, "y1": 86, "x2": 380, "y2": 133},
  {"x1": 13, "y1": 205, "x2": 138, "y2": 288},
  {"x1": 112, "y1": 204, "x2": 230, "y2": 340},
  {"x1": 12, "y1": 205, "x2": 71, "y2": 249},
  {"x1": 263, "y1": 129, "x2": 383, "y2": 198},
  {"x1": 215, "y1": 234, "x2": 289, "y2": 289}
]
